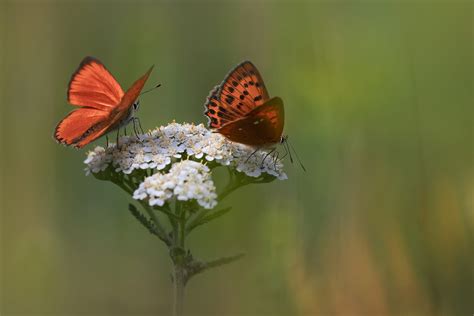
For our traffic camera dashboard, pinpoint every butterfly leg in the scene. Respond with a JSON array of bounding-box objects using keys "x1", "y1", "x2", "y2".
[
  {"x1": 132, "y1": 117, "x2": 144, "y2": 141},
  {"x1": 136, "y1": 117, "x2": 145, "y2": 134},
  {"x1": 116, "y1": 127, "x2": 120, "y2": 149},
  {"x1": 245, "y1": 147, "x2": 261, "y2": 164},
  {"x1": 272, "y1": 150, "x2": 281, "y2": 170},
  {"x1": 133, "y1": 117, "x2": 145, "y2": 134},
  {"x1": 124, "y1": 126, "x2": 127, "y2": 136},
  {"x1": 132, "y1": 118, "x2": 139, "y2": 137},
  {"x1": 261, "y1": 148, "x2": 276, "y2": 168},
  {"x1": 106, "y1": 135, "x2": 109, "y2": 148}
]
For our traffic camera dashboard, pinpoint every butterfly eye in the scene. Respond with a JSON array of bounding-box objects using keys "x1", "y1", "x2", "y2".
[{"x1": 133, "y1": 100, "x2": 140, "y2": 110}]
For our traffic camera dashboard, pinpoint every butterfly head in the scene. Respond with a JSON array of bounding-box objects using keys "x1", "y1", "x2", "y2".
[
  {"x1": 133, "y1": 99, "x2": 140, "y2": 111},
  {"x1": 132, "y1": 83, "x2": 160, "y2": 113}
]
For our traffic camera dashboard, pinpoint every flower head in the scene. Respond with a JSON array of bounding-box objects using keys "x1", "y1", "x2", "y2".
[
  {"x1": 133, "y1": 160, "x2": 218, "y2": 209},
  {"x1": 84, "y1": 122, "x2": 287, "y2": 179}
]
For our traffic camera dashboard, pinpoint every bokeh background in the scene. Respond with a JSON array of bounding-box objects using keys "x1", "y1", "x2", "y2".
[{"x1": 1, "y1": 1, "x2": 472, "y2": 315}]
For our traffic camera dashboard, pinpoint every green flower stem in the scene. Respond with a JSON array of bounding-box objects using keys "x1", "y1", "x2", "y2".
[
  {"x1": 172, "y1": 201, "x2": 187, "y2": 316},
  {"x1": 138, "y1": 200, "x2": 171, "y2": 246},
  {"x1": 111, "y1": 178, "x2": 171, "y2": 245},
  {"x1": 185, "y1": 170, "x2": 245, "y2": 228},
  {"x1": 96, "y1": 166, "x2": 275, "y2": 316},
  {"x1": 173, "y1": 263, "x2": 185, "y2": 316}
]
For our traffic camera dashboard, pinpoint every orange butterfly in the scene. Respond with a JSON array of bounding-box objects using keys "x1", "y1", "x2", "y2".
[
  {"x1": 204, "y1": 61, "x2": 284, "y2": 147},
  {"x1": 54, "y1": 56, "x2": 154, "y2": 148},
  {"x1": 204, "y1": 61, "x2": 305, "y2": 170}
]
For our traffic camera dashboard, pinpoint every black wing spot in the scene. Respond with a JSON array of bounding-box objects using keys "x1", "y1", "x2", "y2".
[
  {"x1": 232, "y1": 80, "x2": 238, "y2": 87},
  {"x1": 243, "y1": 90, "x2": 249, "y2": 95},
  {"x1": 254, "y1": 95, "x2": 262, "y2": 102},
  {"x1": 219, "y1": 107, "x2": 228, "y2": 113},
  {"x1": 244, "y1": 83, "x2": 248, "y2": 88},
  {"x1": 249, "y1": 81, "x2": 255, "y2": 86},
  {"x1": 239, "y1": 95, "x2": 245, "y2": 100},
  {"x1": 208, "y1": 109, "x2": 216, "y2": 114},
  {"x1": 228, "y1": 87, "x2": 234, "y2": 93},
  {"x1": 226, "y1": 96, "x2": 235, "y2": 104},
  {"x1": 255, "y1": 82, "x2": 261, "y2": 87}
]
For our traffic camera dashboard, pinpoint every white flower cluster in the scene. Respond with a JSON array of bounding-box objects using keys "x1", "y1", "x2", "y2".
[
  {"x1": 84, "y1": 122, "x2": 287, "y2": 179},
  {"x1": 133, "y1": 160, "x2": 218, "y2": 209}
]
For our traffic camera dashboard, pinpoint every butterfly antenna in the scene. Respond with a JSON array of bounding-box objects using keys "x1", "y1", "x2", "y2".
[
  {"x1": 286, "y1": 138, "x2": 306, "y2": 172},
  {"x1": 284, "y1": 137, "x2": 293, "y2": 163},
  {"x1": 140, "y1": 83, "x2": 162, "y2": 96}
]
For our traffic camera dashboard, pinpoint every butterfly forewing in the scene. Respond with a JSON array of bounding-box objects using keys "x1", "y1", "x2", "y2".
[
  {"x1": 105, "y1": 65, "x2": 154, "y2": 131},
  {"x1": 67, "y1": 57, "x2": 124, "y2": 110},
  {"x1": 205, "y1": 61, "x2": 270, "y2": 129},
  {"x1": 116, "y1": 66, "x2": 154, "y2": 113}
]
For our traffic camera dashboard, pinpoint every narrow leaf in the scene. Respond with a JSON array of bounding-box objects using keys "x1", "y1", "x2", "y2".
[
  {"x1": 128, "y1": 203, "x2": 160, "y2": 237},
  {"x1": 186, "y1": 253, "x2": 245, "y2": 282},
  {"x1": 186, "y1": 207, "x2": 232, "y2": 233}
]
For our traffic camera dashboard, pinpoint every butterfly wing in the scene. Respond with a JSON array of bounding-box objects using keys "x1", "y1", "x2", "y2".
[
  {"x1": 54, "y1": 108, "x2": 112, "y2": 148},
  {"x1": 67, "y1": 57, "x2": 124, "y2": 109},
  {"x1": 114, "y1": 65, "x2": 154, "y2": 114},
  {"x1": 204, "y1": 61, "x2": 270, "y2": 129},
  {"x1": 216, "y1": 97, "x2": 284, "y2": 146},
  {"x1": 55, "y1": 57, "x2": 153, "y2": 148}
]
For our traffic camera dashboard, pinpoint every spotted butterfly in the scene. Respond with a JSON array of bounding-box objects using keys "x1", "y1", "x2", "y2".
[{"x1": 204, "y1": 61, "x2": 285, "y2": 147}]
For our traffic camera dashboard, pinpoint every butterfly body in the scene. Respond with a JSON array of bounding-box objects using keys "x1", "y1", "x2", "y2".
[
  {"x1": 54, "y1": 56, "x2": 153, "y2": 148},
  {"x1": 204, "y1": 61, "x2": 285, "y2": 148}
]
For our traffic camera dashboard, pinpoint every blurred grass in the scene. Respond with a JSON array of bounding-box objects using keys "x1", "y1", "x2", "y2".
[{"x1": 1, "y1": 1, "x2": 473, "y2": 315}]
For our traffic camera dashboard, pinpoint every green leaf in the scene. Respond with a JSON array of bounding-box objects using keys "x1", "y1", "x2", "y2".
[
  {"x1": 185, "y1": 253, "x2": 245, "y2": 283},
  {"x1": 186, "y1": 207, "x2": 232, "y2": 234},
  {"x1": 128, "y1": 203, "x2": 160, "y2": 237},
  {"x1": 205, "y1": 253, "x2": 245, "y2": 269},
  {"x1": 155, "y1": 206, "x2": 180, "y2": 221}
]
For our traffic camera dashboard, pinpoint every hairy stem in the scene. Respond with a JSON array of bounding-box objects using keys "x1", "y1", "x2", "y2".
[
  {"x1": 173, "y1": 263, "x2": 185, "y2": 316},
  {"x1": 172, "y1": 201, "x2": 187, "y2": 316}
]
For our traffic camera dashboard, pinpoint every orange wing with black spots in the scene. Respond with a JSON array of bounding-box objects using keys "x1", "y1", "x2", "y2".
[
  {"x1": 204, "y1": 61, "x2": 284, "y2": 147},
  {"x1": 204, "y1": 61, "x2": 270, "y2": 129}
]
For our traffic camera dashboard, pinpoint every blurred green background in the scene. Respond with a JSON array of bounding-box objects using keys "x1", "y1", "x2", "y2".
[{"x1": 1, "y1": 1, "x2": 472, "y2": 315}]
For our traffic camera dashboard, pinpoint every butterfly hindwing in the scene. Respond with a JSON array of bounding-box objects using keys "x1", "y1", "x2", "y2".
[
  {"x1": 68, "y1": 56, "x2": 124, "y2": 110},
  {"x1": 54, "y1": 107, "x2": 111, "y2": 148},
  {"x1": 217, "y1": 97, "x2": 284, "y2": 146}
]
